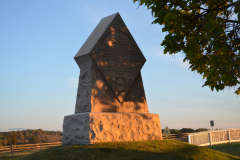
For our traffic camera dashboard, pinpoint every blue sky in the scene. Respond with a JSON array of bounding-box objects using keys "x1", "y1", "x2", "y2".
[{"x1": 0, "y1": 0, "x2": 239, "y2": 132}]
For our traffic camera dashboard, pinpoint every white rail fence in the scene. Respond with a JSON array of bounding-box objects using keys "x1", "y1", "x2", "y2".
[{"x1": 188, "y1": 129, "x2": 240, "y2": 146}]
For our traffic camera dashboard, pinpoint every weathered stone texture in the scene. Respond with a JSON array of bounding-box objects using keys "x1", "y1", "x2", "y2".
[
  {"x1": 75, "y1": 62, "x2": 92, "y2": 113},
  {"x1": 75, "y1": 62, "x2": 148, "y2": 114},
  {"x1": 63, "y1": 112, "x2": 162, "y2": 144},
  {"x1": 63, "y1": 13, "x2": 163, "y2": 145}
]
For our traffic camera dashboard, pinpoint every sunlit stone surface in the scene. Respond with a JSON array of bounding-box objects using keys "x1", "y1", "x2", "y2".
[
  {"x1": 63, "y1": 112, "x2": 162, "y2": 144},
  {"x1": 74, "y1": 13, "x2": 146, "y2": 103},
  {"x1": 62, "y1": 13, "x2": 162, "y2": 144},
  {"x1": 74, "y1": 62, "x2": 148, "y2": 113}
]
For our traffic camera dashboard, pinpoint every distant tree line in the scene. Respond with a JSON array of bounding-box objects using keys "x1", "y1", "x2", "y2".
[
  {"x1": 0, "y1": 128, "x2": 210, "y2": 146},
  {"x1": 162, "y1": 128, "x2": 209, "y2": 137},
  {"x1": 0, "y1": 129, "x2": 62, "y2": 146}
]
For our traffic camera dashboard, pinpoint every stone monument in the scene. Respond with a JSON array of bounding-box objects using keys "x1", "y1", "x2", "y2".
[{"x1": 62, "y1": 13, "x2": 162, "y2": 144}]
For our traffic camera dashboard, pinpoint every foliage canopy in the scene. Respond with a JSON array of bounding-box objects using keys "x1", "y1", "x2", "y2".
[{"x1": 134, "y1": 0, "x2": 240, "y2": 95}]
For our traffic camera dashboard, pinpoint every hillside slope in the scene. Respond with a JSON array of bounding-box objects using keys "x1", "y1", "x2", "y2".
[{"x1": 22, "y1": 140, "x2": 240, "y2": 160}]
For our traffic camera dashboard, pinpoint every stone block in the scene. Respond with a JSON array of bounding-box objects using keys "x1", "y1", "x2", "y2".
[
  {"x1": 75, "y1": 62, "x2": 149, "y2": 114},
  {"x1": 62, "y1": 112, "x2": 162, "y2": 144}
]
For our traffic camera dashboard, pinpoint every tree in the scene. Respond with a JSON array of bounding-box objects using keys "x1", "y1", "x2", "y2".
[
  {"x1": 180, "y1": 128, "x2": 195, "y2": 133},
  {"x1": 18, "y1": 132, "x2": 25, "y2": 144},
  {"x1": 24, "y1": 131, "x2": 30, "y2": 139},
  {"x1": 168, "y1": 129, "x2": 180, "y2": 134},
  {"x1": 57, "y1": 131, "x2": 61, "y2": 136},
  {"x1": 29, "y1": 136, "x2": 40, "y2": 144},
  {"x1": 7, "y1": 131, "x2": 18, "y2": 145},
  {"x1": 4, "y1": 138, "x2": 8, "y2": 146},
  {"x1": 134, "y1": 0, "x2": 240, "y2": 94},
  {"x1": 36, "y1": 129, "x2": 43, "y2": 136},
  {"x1": 195, "y1": 128, "x2": 209, "y2": 132}
]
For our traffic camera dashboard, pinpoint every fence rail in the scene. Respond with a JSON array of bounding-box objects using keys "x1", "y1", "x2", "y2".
[
  {"x1": 162, "y1": 133, "x2": 188, "y2": 141},
  {"x1": 0, "y1": 142, "x2": 62, "y2": 158},
  {"x1": 188, "y1": 129, "x2": 240, "y2": 146}
]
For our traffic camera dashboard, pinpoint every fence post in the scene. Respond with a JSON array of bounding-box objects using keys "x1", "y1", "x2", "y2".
[
  {"x1": 209, "y1": 132, "x2": 212, "y2": 146},
  {"x1": 188, "y1": 135, "x2": 191, "y2": 144},
  {"x1": 11, "y1": 144, "x2": 13, "y2": 157},
  {"x1": 228, "y1": 129, "x2": 231, "y2": 144}
]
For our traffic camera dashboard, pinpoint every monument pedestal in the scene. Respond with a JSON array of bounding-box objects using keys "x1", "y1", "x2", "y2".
[{"x1": 62, "y1": 112, "x2": 162, "y2": 144}]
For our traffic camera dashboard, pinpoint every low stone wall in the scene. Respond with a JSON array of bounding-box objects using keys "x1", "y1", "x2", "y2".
[
  {"x1": 188, "y1": 129, "x2": 240, "y2": 146},
  {"x1": 62, "y1": 112, "x2": 162, "y2": 144}
]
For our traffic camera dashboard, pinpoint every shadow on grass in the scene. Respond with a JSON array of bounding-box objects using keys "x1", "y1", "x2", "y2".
[
  {"x1": 20, "y1": 140, "x2": 240, "y2": 160},
  {"x1": 0, "y1": 156, "x2": 25, "y2": 160}
]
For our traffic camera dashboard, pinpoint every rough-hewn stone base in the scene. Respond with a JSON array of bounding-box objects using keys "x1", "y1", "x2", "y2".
[{"x1": 62, "y1": 112, "x2": 162, "y2": 144}]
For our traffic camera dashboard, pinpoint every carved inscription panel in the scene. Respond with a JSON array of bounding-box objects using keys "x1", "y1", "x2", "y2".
[{"x1": 90, "y1": 31, "x2": 145, "y2": 103}]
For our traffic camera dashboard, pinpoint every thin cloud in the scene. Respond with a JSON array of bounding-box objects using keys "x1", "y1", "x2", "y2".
[
  {"x1": 220, "y1": 123, "x2": 240, "y2": 128},
  {"x1": 169, "y1": 123, "x2": 240, "y2": 130},
  {"x1": 151, "y1": 47, "x2": 170, "y2": 58},
  {"x1": 66, "y1": 78, "x2": 78, "y2": 88},
  {"x1": 170, "y1": 124, "x2": 203, "y2": 129},
  {"x1": 73, "y1": 1, "x2": 108, "y2": 25},
  {"x1": 8, "y1": 128, "x2": 27, "y2": 131},
  {"x1": 151, "y1": 47, "x2": 189, "y2": 68},
  {"x1": 176, "y1": 58, "x2": 189, "y2": 68}
]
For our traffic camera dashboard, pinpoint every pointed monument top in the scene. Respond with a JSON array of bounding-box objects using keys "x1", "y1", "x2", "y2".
[
  {"x1": 74, "y1": 13, "x2": 119, "y2": 58},
  {"x1": 74, "y1": 13, "x2": 146, "y2": 103}
]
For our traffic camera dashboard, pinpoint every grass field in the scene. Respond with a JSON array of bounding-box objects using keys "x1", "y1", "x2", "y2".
[
  {"x1": 0, "y1": 150, "x2": 39, "y2": 160},
  {"x1": 1, "y1": 140, "x2": 240, "y2": 160},
  {"x1": 207, "y1": 142, "x2": 240, "y2": 157}
]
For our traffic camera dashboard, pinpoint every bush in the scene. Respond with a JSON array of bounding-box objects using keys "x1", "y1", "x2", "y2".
[
  {"x1": 180, "y1": 128, "x2": 194, "y2": 133},
  {"x1": 195, "y1": 128, "x2": 209, "y2": 132},
  {"x1": 29, "y1": 136, "x2": 40, "y2": 144}
]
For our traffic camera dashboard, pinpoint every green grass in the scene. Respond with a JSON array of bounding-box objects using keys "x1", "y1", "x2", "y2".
[
  {"x1": 1, "y1": 140, "x2": 239, "y2": 160},
  {"x1": 14, "y1": 140, "x2": 239, "y2": 160},
  {"x1": 207, "y1": 142, "x2": 240, "y2": 157},
  {"x1": 0, "y1": 157, "x2": 24, "y2": 160},
  {"x1": 0, "y1": 150, "x2": 39, "y2": 160}
]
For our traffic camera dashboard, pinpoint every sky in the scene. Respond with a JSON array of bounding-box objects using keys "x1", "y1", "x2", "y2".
[{"x1": 0, "y1": 0, "x2": 239, "y2": 132}]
